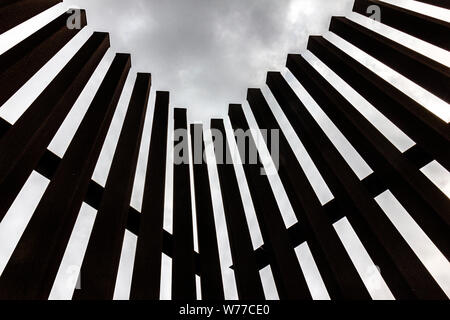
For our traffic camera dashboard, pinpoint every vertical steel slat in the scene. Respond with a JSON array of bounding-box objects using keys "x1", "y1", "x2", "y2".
[
  {"x1": 307, "y1": 36, "x2": 450, "y2": 172},
  {"x1": 190, "y1": 123, "x2": 225, "y2": 300},
  {"x1": 353, "y1": 0, "x2": 450, "y2": 50},
  {"x1": 72, "y1": 73, "x2": 151, "y2": 300},
  {"x1": 287, "y1": 54, "x2": 450, "y2": 261},
  {"x1": 228, "y1": 104, "x2": 312, "y2": 300},
  {"x1": 251, "y1": 83, "x2": 446, "y2": 299},
  {"x1": 329, "y1": 17, "x2": 450, "y2": 103},
  {"x1": 171, "y1": 108, "x2": 196, "y2": 300},
  {"x1": 247, "y1": 87, "x2": 371, "y2": 300},
  {"x1": 130, "y1": 91, "x2": 170, "y2": 300},
  {"x1": 211, "y1": 119, "x2": 265, "y2": 300},
  {"x1": 0, "y1": 53, "x2": 131, "y2": 299},
  {"x1": 0, "y1": 32, "x2": 110, "y2": 223},
  {"x1": 0, "y1": 10, "x2": 88, "y2": 107},
  {"x1": 0, "y1": 0, "x2": 62, "y2": 35}
]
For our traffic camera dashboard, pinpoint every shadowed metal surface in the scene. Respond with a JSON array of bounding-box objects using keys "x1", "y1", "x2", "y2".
[{"x1": 0, "y1": 0, "x2": 448, "y2": 301}]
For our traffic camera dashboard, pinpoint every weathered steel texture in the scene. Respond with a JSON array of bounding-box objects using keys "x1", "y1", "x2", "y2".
[
  {"x1": 130, "y1": 91, "x2": 170, "y2": 300},
  {"x1": 190, "y1": 124, "x2": 225, "y2": 300},
  {"x1": 211, "y1": 119, "x2": 265, "y2": 300},
  {"x1": 353, "y1": 0, "x2": 450, "y2": 50},
  {"x1": 0, "y1": 32, "x2": 110, "y2": 223},
  {"x1": 0, "y1": 53, "x2": 131, "y2": 300},
  {"x1": 73, "y1": 73, "x2": 151, "y2": 300},
  {"x1": 307, "y1": 36, "x2": 450, "y2": 172},
  {"x1": 249, "y1": 85, "x2": 370, "y2": 300},
  {"x1": 172, "y1": 108, "x2": 197, "y2": 300},
  {"x1": 0, "y1": 0, "x2": 62, "y2": 35},
  {"x1": 330, "y1": 17, "x2": 450, "y2": 103},
  {"x1": 228, "y1": 104, "x2": 312, "y2": 300},
  {"x1": 0, "y1": 10, "x2": 87, "y2": 107},
  {"x1": 287, "y1": 53, "x2": 450, "y2": 262}
]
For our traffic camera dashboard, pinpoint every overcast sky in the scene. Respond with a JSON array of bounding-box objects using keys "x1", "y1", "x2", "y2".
[
  {"x1": 63, "y1": 0, "x2": 353, "y2": 121},
  {"x1": 0, "y1": 0, "x2": 449, "y2": 301}
]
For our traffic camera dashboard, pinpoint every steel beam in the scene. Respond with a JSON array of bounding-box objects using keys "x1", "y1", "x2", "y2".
[
  {"x1": 0, "y1": 32, "x2": 110, "y2": 223},
  {"x1": 252, "y1": 83, "x2": 446, "y2": 299},
  {"x1": 190, "y1": 124, "x2": 225, "y2": 300},
  {"x1": 228, "y1": 104, "x2": 312, "y2": 300},
  {"x1": 171, "y1": 108, "x2": 196, "y2": 300},
  {"x1": 307, "y1": 36, "x2": 450, "y2": 172},
  {"x1": 211, "y1": 119, "x2": 265, "y2": 300},
  {"x1": 73, "y1": 73, "x2": 151, "y2": 300},
  {"x1": 0, "y1": 10, "x2": 87, "y2": 107},
  {"x1": 330, "y1": 17, "x2": 450, "y2": 103},
  {"x1": 0, "y1": 53, "x2": 131, "y2": 300},
  {"x1": 353, "y1": 0, "x2": 450, "y2": 50},
  {"x1": 0, "y1": 112, "x2": 198, "y2": 272},
  {"x1": 248, "y1": 87, "x2": 370, "y2": 300},
  {"x1": 287, "y1": 54, "x2": 450, "y2": 262},
  {"x1": 129, "y1": 92, "x2": 170, "y2": 300},
  {"x1": 0, "y1": 0, "x2": 62, "y2": 35}
]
